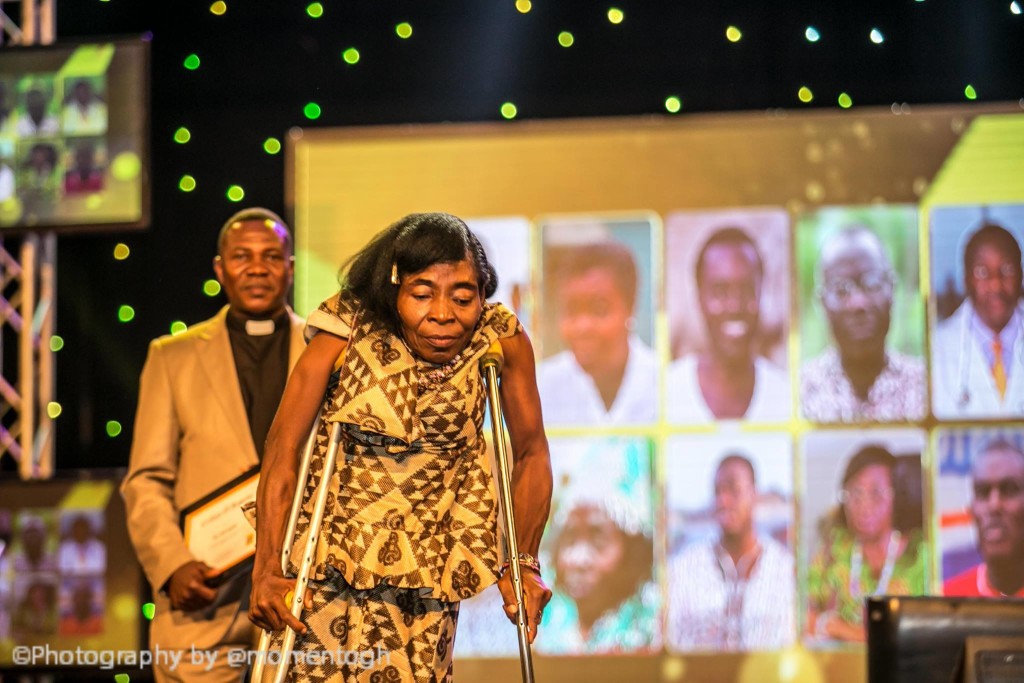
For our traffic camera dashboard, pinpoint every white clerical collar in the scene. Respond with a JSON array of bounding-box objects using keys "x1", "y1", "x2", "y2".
[{"x1": 245, "y1": 319, "x2": 276, "y2": 336}]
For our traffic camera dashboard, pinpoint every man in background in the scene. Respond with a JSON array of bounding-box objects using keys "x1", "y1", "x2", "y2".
[
  {"x1": 933, "y1": 222, "x2": 1024, "y2": 418},
  {"x1": 667, "y1": 227, "x2": 790, "y2": 423},
  {"x1": 801, "y1": 225, "x2": 924, "y2": 423},
  {"x1": 944, "y1": 439, "x2": 1024, "y2": 597},
  {"x1": 122, "y1": 207, "x2": 304, "y2": 682},
  {"x1": 667, "y1": 454, "x2": 794, "y2": 652}
]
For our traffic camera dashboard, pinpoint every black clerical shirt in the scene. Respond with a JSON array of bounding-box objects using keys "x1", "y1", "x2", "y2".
[{"x1": 224, "y1": 309, "x2": 290, "y2": 458}]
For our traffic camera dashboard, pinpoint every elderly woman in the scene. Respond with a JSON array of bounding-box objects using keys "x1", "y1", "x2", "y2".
[
  {"x1": 806, "y1": 444, "x2": 925, "y2": 643},
  {"x1": 250, "y1": 213, "x2": 553, "y2": 681}
]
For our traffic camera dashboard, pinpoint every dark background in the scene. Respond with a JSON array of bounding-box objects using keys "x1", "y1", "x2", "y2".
[{"x1": 25, "y1": 0, "x2": 1024, "y2": 469}]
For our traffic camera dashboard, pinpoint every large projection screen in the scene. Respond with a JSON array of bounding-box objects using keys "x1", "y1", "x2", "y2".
[{"x1": 288, "y1": 104, "x2": 1024, "y2": 683}]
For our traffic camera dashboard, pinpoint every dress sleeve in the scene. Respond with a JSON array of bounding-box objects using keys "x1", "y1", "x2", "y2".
[{"x1": 304, "y1": 292, "x2": 357, "y2": 343}]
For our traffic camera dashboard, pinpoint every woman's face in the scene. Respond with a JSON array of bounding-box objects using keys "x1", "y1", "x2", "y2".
[
  {"x1": 555, "y1": 504, "x2": 626, "y2": 602},
  {"x1": 842, "y1": 463, "x2": 894, "y2": 542},
  {"x1": 557, "y1": 267, "x2": 632, "y2": 375},
  {"x1": 396, "y1": 258, "x2": 482, "y2": 364}
]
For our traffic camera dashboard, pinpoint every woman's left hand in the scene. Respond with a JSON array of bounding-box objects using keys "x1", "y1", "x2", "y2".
[{"x1": 496, "y1": 565, "x2": 552, "y2": 644}]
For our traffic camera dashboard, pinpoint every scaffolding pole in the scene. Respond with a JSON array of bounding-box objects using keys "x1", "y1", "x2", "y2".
[{"x1": 0, "y1": 0, "x2": 57, "y2": 479}]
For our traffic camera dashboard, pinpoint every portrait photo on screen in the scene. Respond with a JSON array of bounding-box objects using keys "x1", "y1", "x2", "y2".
[
  {"x1": 60, "y1": 75, "x2": 107, "y2": 137},
  {"x1": 664, "y1": 208, "x2": 791, "y2": 424},
  {"x1": 796, "y1": 205, "x2": 925, "y2": 424},
  {"x1": 15, "y1": 75, "x2": 59, "y2": 138},
  {"x1": 465, "y1": 216, "x2": 532, "y2": 332},
  {"x1": 664, "y1": 432, "x2": 795, "y2": 653},
  {"x1": 935, "y1": 427, "x2": 1024, "y2": 598},
  {"x1": 801, "y1": 429, "x2": 928, "y2": 648},
  {"x1": 16, "y1": 138, "x2": 62, "y2": 214},
  {"x1": 536, "y1": 436, "x2": 659, "y2": 655},
  {"x1": 57, "y1": 509, "x2": 106, "y2": 577},
  {"x1": 929, "y1": 205, "x2": 1024, "y2": 420},
  {"x1": 537, "y1": 215, "x2": 658, "y2": 426},
  {"x1": 58, "y1": 575, "x2": 104, "y2": 636},
  {"x1": 61, "y1": 137, "x2": 105, "y2": 195}
]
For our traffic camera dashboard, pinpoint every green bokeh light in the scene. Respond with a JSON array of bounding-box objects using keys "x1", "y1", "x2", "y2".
[
  {"x1": 263, "y1": 137, "x2": 282, "y2": 154},
  {"x1": 203, "y1": 279, "x2": 222, "y2": 297},
  {"x1": 964, "y1": 84, "x2": 978, "y2": 100},
  {"x1": 173, "y1": 127, "x2": 191, "y2": 144},
  {"x1": 558, "y1": 31, "x2": 574, "y2": 47},
  {"x1": 306, "y1": 2, "x2": 323, "y2": 18},
  {"x1": 396, "y1": 22, "x2": 413, "y2": 39},
  {"x1": 170, "y1": 321, "x2": 188, "y2": 336},
  {"x1": 500, "y1": 102, "x2": 518, "y2": 120},
  {"x1": 46, "y1": 402, "x2": 62, "y2": 419},
  {"x1": 114, "y1": 674, "x2": 130, "y2": 683},
  {"x1": 838, "y1": 92, "x2": 853, "y2": 108},
  {"x1": 607, "y1": 8, "x2": 624, "y2": 24},
  {"x1": 304, "y1": 102, "x2": 322, "y2": 119},
  {"x1": 142, "y1": 603, "x2": 156, "y2": 620},
  {"x1": 342, "y1": 48, "x2": 360, "y2": 65},
  {"x1": 118, "y1": 305, "x2": 135, "y2": 322},
  {"x1": 798, "y1": 86, "x2": 814, "y2": 103},
  {"x1": 106, "y1": 420, "x2": 123, "y2": 438},
  {"x1": 113, "y1": 243, "x2": 130, "y2": 260},
  {"x1": 183, "y1": 54, "x2": 201, "y2": 70},
  {"x1": 179, "y1": 175, "x2": 197, "y2": 192},
  {"x1": 226, "y1": 185, "x2": 245, "y2": 202},
  {"x1": 49, "y1": 335, "x2": 64, "y2": 352},
  {"x1": 664, "y1": 96, "x2": 682, "y2": 113}
]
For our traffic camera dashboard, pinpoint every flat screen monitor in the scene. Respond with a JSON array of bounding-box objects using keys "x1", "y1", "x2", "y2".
[
  {"x1": 0, "y1": 469, "x2": 147, "y2": 679},
  {"x1": 867, "y1": 596, "x2": 1024, "y2": 683},
  {"x1": 0, "y1": 37, "x2": 150, "y2": 233}
]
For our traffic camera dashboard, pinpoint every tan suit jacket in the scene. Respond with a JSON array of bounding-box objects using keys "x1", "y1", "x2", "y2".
[{"x1": 122, "y1": 305, "x2": 305, "y2": 651}]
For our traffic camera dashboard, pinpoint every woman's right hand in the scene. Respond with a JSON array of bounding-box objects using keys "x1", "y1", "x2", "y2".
[{"x1": 248, "y1": 569, "x2": 312, "y2": 634}]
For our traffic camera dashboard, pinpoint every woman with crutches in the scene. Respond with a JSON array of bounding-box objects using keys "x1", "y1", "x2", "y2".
[{"x1": 249, "y1": 212, "x2": 553, "y2": 682}]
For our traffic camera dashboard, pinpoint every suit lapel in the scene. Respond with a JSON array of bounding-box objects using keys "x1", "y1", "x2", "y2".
[{"x1": 195, "y1": 306, "x2": 257, "y2": 462}]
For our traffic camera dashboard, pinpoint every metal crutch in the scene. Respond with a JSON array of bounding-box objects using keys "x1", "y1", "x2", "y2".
[
  {"x1": 480, "y1": 341, "x2": 536, "y2": 683},
  {"x1": 252, "y1": 416, "x2": 343, "y2": 683}
]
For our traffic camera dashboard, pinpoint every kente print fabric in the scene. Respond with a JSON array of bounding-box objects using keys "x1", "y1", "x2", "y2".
[
  {"x1": 261, "y1": 569, "x2": 459, "y2": 683},
  {"x1": 288, "y1": 292, "x2": 522, "y2": 603}
]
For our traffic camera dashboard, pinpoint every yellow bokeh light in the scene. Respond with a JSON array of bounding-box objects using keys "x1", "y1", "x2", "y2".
[
  {"x1": 798, "y1": 86, "x2": 814, "y2": 103},
  {"x1": 113, "y1": 243, "x2": 130, "y2": 260},
  {"x1": 515, "y1": 0, "x2": 532, "y2": 13},
  {"x1": 209, "y1": 1, "x2": 227, "y2": 16},
  {"x1": 170, "y1": 321, "x2": 188, "y2": 336},
  {"x1": 111, "y1": 152, "x2": 141, "y2": 181},
  {"x1": 607, "y1": 8, "x2": 624, "y2": 24},
  {"x1": 558, "y1": 31, "x2": 574, "y2": 47},
  {"x1": 726, "y1": 25, "x2": 742, "y2": 42},
  {"x1": 500, "y1": 102, "x2": 518, "y2": 119},
  {"x1": 46, "y1": 402, "x2": 62, "y2": 419},
  {"x1": 86, "y1": 194, "x2": 103, "y2": 210},
  {"x1": 664, "y1": 96, "x2": 682, "y2": 113},
  {"x1": 0, "y1": 196, "x2": 22, "y2": 224},
  {"x1": 395, "y1": 22, "x2": 413, "y2": 39}
]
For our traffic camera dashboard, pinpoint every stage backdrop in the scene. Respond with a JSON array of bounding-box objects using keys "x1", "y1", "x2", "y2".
[{"x1": 288, "y1": 104, "x2": 1024, "y2": 683}]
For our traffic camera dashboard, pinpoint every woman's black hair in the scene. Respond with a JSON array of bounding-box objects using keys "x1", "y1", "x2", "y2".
[
  {"x1": 834, "y1": 444, "x2": 920, "y2": 539},
  {"x1": 340, "y1": 212, "x2": 498, "y2": 333}
]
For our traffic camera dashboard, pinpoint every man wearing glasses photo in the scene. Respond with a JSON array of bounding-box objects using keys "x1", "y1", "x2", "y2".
[{"x1": 800, "y1": 225, "x2": 925, "y2": 423}]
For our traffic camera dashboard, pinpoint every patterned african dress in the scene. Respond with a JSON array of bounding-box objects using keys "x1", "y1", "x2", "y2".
[{"x1": 266, "y1": 293, "x2": 521, "y2": 683}]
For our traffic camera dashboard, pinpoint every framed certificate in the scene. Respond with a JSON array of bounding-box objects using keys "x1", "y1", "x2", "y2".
[{"x1": 180, "y1": 468, "x2": 260, "y2": 583}]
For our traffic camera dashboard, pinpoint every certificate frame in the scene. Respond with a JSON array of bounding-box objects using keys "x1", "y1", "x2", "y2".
[{"x1": 179, "y1": 467, "x2": 260, "y2": 584}]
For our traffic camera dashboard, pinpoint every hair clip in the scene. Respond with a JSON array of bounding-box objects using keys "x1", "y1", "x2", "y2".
[{"x1": 390, "y1": 263, "x2": 400, "y2": 285}]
